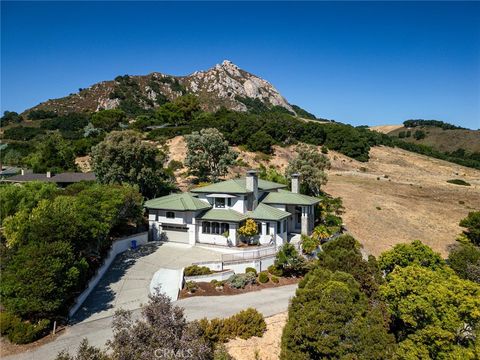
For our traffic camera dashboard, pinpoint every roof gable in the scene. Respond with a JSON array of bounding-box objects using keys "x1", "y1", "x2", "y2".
[
  {"x1": 144, "y1": 193, "x2": 211, "y2": 211},
  {"x1": 261, "y1": 190, "x2": 321, "y2": 206},
  {"x1": 190, "y1": 177, "x2": 286, "y2": 194},
  {"x1": 247, "y1": 203, "x2": 291, "y2": 221}
]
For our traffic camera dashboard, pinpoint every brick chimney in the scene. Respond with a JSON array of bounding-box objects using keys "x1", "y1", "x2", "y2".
[
  {"x1": 291, "y1": 173, "x2": 300, "y2": 194},
  {"x1": 246, "y1": 170, "x2": 259, "y2": 210}
]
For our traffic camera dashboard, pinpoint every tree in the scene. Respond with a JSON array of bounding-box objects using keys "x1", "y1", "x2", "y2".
[
  {"x1": 448, "y1": 243, "x2": 480, "y2": 283},
  {"x1": 107, "y1": 291, "x2": 212, "y2": 360},
  {"x1": 0, "y1": 241, "x2": 86, "y2": 320},
  {"x1": 25, "y1": 133, "x2": 76, "y2": 173},
  {"x1": 285, "y1": 144, "x2": 330, "y2": 196},
  {"x1": 185, "y1": 128, "x2": 237, "y2": 182},
  {"x1": 317, "y1": 235, "x2": 383, "y2": 297},
  {"x1": 460, "y1": 211, "x2": 480, "y2": 246},
  {"x1": 91, "y1": 130, "x2": 174, "y2": 198},
  {"x1": 274, "y1": 243, "x2": 306, "y2": 276},
  {"x1": 246, "y1": 130, "x2": 275, "y2": 154},
  {"x1": 380, "y1": 265, "x2": 480, "y2": 359},
  {"x1": 0, "y1": 182, "x2": 58, "y2": 225},
  {"x1": 281, "y1": 268, "x2": 396, "y2": 360},
  {"x1": 56, "y1": 339, "x2": 110, "y2": 360},
  {"x1": 1, "y1": 111, "x2": 22, "y2": 124},
  {"x1": 90, "y1": 109, "x2": 126, "y2": 131},
  {"x1": 237, "y1": 219, "x2": 258, "y2": 244},
  {"x1": 378, "y1": 240, "x2": 444, "y2": 275}
]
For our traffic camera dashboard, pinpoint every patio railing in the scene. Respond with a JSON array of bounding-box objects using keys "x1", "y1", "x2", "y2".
[{"x1": 221, "y1": 246, "x2": 277, "y2": 263}]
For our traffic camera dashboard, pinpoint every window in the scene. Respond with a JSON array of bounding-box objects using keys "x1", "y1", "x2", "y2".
[
  {"x1": 227, "y1": 198, "x2": 232, "y2": 207},
  {"x1": 266, "y1": 223, "x2": 270, "y2": 235},
  {"x1": 212, "y1": 222, "x2": 220, "y2": 234},
  {"x1": 166, "y1": 211, "x2": 175, "y2": 219},
  {"x1": 215, "y1": 198, "x2": 225, "y2": 208},
  {"x1": 202, "y1": 222, "x2": 211, "y2": 234},
  {"x1": 221, "y1": 223, "x2": 230, "y2": 234},
  {"x1": 277, "y1": 221, "x2": 281, "y2": 233}
]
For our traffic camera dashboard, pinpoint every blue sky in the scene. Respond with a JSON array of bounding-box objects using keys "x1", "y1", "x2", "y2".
[{"x1": 1, "y1": 1, "x2": 479, "y2": 128}]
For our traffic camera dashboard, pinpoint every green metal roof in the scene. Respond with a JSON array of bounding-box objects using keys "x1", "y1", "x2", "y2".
[
  {"x1": 246, "y1": 203, "x2": 291, "y2": 221},
  {"x1": 197, "y1": 209, "x2": 247, "y2": 222},
  {"x1": 144, "y1": 193, "x2": 211, "y2": 211},
  {"x1": 190, "y1": 177, "x2": 286, "y2": 194},
  {"x1": 262, "y1": 189, "x2": 321, "y2": 206}
]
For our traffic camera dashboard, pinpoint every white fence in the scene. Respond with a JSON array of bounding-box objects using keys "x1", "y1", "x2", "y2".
[
  {"x1": 68, "y1": 232, "x2": 148, "y2": 318},
  {"x1": 221, "y1": 246, "x2": 277, "y2": 263}
]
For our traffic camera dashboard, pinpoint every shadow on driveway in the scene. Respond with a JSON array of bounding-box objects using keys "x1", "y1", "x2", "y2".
[{"x1": 70, "y1": 242, "x2": 163, "y2": 324}]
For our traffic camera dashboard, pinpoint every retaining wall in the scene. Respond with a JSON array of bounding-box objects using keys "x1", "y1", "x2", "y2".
[
  {"x1": 68, "y1": 232, "x2": 148, "y2": 318},
  {"x1": 184, "y1": 269, "x2": 235, "y2": 283}
]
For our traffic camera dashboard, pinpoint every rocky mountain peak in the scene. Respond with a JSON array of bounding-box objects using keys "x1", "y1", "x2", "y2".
[{"x1": 24, "y1": 61, "x2": 297, "y2": 116}]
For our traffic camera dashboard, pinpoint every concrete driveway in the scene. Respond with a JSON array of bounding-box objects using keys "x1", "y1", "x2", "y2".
[
  {"x1": 4, "y1": 285, "x2": 297, "y2": 360},
  {"x1": 71, "y1": 242, "x2": 221, "y2": 324}
]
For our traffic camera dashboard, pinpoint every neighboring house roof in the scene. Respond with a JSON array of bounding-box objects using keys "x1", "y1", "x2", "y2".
[
  {"x1": 191, "y1": 178, "x2": 286, "y2": 194},
  {"x1": 197, "y1": 208, "x2": 247, "y2": 222},
  {"x1": 4, "y1": 172, "x2": 96, "y2": 183},
  {"x1": 144, "y1": 193, "x2": 211, "y2": 211},
  {"x1": 262, "y1": 189, "x2": 321, "y2": 206},
  {"x1": 49, "y1": 172, "x2": 96, "y2": 183},
  {"x1": 0, "y1": 166, "x2": 21, "y2": 177},
  {"x1": 246, "y1": 203, "x2": 291, "y2": 221}
]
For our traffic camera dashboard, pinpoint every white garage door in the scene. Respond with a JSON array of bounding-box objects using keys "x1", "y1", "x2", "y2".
[{"x1": 161, "y1": 224, "x2": 189, "y2": 244}]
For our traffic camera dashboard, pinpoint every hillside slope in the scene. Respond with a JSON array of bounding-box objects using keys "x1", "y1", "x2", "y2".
[
  {"x1": 23, "y1": 60, "x2": 298, "y2": 116},
  {"x1": 377, "y1": 125, "x2": 480, "y2": 153},
  {"x1": 166, "y1": 136, "x2": 480, "y2": 256}
]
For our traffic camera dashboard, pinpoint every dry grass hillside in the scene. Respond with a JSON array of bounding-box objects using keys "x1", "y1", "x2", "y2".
[
  {"x1": 167, "y1": 136, "x2": 480, "y2": 257},
  {"x1": 377, "y1": 125, "x2": 480, "y2": 153}
]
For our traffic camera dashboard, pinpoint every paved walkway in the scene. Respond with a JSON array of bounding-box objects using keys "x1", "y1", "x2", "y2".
[
  {"x1": 4, "y1": 285, "x2": 297, "y2": 360},
  {"x1": 150, "y1": 268, "x2": 183, "y2": 301},
  {"x1": 71, "y1": 242, "x2": 221, "y2": 324}
]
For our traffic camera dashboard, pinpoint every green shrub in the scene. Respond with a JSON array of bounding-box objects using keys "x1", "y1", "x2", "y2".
[
  {"x1": 446, "y1": 179, "x2": 471, "y2": 186},
  {"x1": 267, "y1": 264, "x2": 283, "y2": 277},
  {"x1": 168, "y1": 160, "x2": 183, "y2": 171},
  {"x1": 271, "y1": 275, "x2": 279, "y2": 284},
  {"x1": 227, "y1": 273, "x2": 256, "y2": 289},
  {"x1": 184, "y1": 265, "x2": 213, "y2": 276},
  {"x1": 301, "y1": 234, "x2": 320, "y2": 254},
  {"x1": 324, "y1": 214, "x2": 342, "y2": 227},
  {"x1": 211, "y1": 279, "x2": 225, "y2": 288},
  {"x1": 199, "y1": 308, "x2": 266, "y2": 344},
  {"x1": 321, "y1": 146, "x2": 329, "y2": 154},
  {"x1": 274, "y1": 243, "x2": 307, "y2": 277},
  {"x1": 258, "y1": 272, "x2": 269, "y2": 283},
  {"x1": 245, "y1": 267, "x2": 257, "y2": 276},
  {"x1": 0, "y1": 313, "x2": 50, "y2": 344},
  {"x1": 185, "y1": 281, "x2": 198, "y2": 293}
]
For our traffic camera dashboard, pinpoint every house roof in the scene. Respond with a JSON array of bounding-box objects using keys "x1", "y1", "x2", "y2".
[
  {"x1": 197, "y1": 208, "x2": 247, "y2": 222},
  {"x1": 4, "y1": 172, "x2": 96, "y2": 183},
  {"x1": 262, "y1": 189, "x2": 321, "y2": 206},
  {"x1": 144, "y1": 193, "x2": 211, "y2": 211},
  {"x1": 246, "y1": 203, "x2": 291, "y2": 221},
  {"x1": 191, "y1": 177, "x2": 287, "y2": 194}
]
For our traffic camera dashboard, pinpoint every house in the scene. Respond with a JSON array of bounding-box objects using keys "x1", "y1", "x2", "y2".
[
  {"x1": 3, "y1": 170, "x2": 96, "y2": 187},
  {"x1": 144, "y1": 170, "x2": 320, "y2": 247}
]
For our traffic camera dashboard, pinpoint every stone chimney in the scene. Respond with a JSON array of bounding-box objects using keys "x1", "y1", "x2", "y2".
[
  {"x1": 46, "y1": 171, "x2": 52, "y2": 178},
  {"x1": 291, "y1": 173, "x2": 300, "y2": 194},
  {"x1": 246, "y1": 170, "x2": 259, "y2": 210}
]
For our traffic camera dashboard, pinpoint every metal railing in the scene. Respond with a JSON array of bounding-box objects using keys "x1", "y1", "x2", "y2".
[{"x1": 221, "y1": 246, "x2": 277, "y2": 263}]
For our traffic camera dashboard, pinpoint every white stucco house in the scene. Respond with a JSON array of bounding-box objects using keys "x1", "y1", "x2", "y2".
[{"x1": 144, "y1": 170, "x2": 320, "y2": 247}]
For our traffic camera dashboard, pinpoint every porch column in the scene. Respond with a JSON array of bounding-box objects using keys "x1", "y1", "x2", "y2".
[{"x1": 301, "y1": 206, "x2": 309, "y2": 235}]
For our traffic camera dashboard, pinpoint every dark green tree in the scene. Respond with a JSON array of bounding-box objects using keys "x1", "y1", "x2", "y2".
[
  {"x1": 246, "y1": 130, "x2": 275, "y2": 154},
  {"x1": 448, "y1": 243, "x2": 480, "y2": 283},
  {"x1": 460, "y1": 211, "x2": 480, "y2": 246},
  {"x1": 91, "y1": 130, "x2": 174, "y2": 198},
  {"x1": 90, "y1": 109, "x2": 127, "y2": 131}
]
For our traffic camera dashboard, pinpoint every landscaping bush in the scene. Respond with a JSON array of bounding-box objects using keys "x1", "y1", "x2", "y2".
[
  {"x1": 227, "y1": 273, "x2": 256, "y2": 289},
  {"x1": 271, "y1": 275, "x2": 279, "y2": 284},
  {"x1": 199, "y1": 308, "x2": 266, "y2": 343},
  {"x1": 301, "y1": 234, "x2": 320, "y2": 254},
  {"x1": 184, "y1": 265, "x2": 213, "y2": 276},
  {"x1": 258, "y1": 272, "x2": 269, "y2": 283},
  {"x1": 446, "y1": 179, "x2": 471, "y2": 186},
  {"x1": 245, "y1": 267, "x2": 257, "y2": 276},
  {"x1": 0, "y1": 312, "x2": 50, "y2": 344},
  {"x1": 274, "y1": 243, "x2": 307, "y2": 277},
  {"x1": 185, "y1": 281, "x2": 198, "y2": 293},
  {"x1": 267, "y1": 264, "x2": 283, "y2": 277},
  {"x1": 210, "y1": 279, "x2": 225, "y2": 288}
]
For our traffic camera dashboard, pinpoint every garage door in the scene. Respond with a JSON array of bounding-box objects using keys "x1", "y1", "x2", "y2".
[{"x1": 161, "y1": 224, "x2": 189, "y2": 244}]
